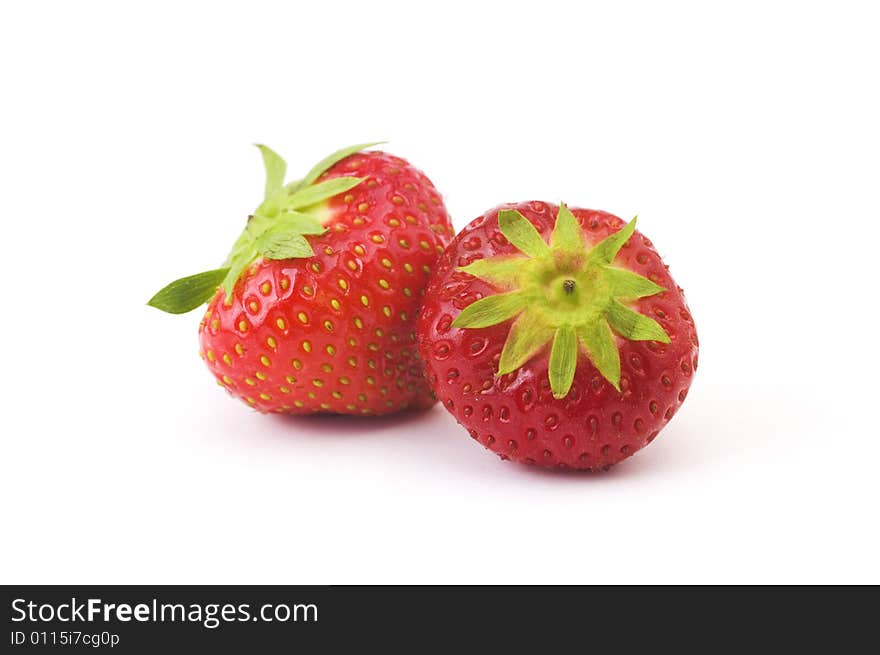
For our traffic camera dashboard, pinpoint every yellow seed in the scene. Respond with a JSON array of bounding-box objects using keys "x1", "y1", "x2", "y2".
[
  {"x1": 248, "y1": 300, "x2": 259, "y2": 312},
  {"x1": 321, "y1": 363, "x2": 333, "y2": 373},
  {"x1": 399, "y1": 239, "x2": 409, "y2": 248},
  {"x1": 324, "y1": 246, "x2": 334, "y2": 255},
  {"x1": 354, "y1": 244, "x2": 366, "y2": 256},
  {"x1": 404, "y1": 263, "x2": 414, "y2": 273},
  {"x1": 358, "y1": 202, "x2": 369, "y2": 212},
  {"x1": 238, "y1": 320, "x2": 249, "y2": 332},
  {"x1": 211, "y1": 319, "x2": 219, "y2": 331},
  {"x1": 234, "y1": 343, "x2": 244, "y2": 355},
  {"x1": 378, "y1": 279, "x2": 390, "y2": 289},
  {"x1": 280, "y1": 277, "x2": 290, "y2": 290},
  {"x1": 381, "y1": 387, "x2": 388, "y2": 396},
  {"x1": 347, "y1": 357, "x2": 357, "y2": 367},
  {"x1": 403, "y1": 288, "x2": 412, "y2": 297},
  {"x1": 206, "y1": 350, "x2": 216, "y2": 362},
  {"x1": 320, "y1": 402, "x2": 330, "y2": 409},
  {"x1": 366, "y1": 376, "x2": 375, "y2": 385},
  {"x1": 301, "y1": 341, "x2": 312, "y2": 353},
  {"x1": 392, "y1": 196, "x2": 404, "y2": 205},
  {"x1": 255, "y1": 371, "x2": 267, "y2": 380},
  {"x1": 400, "y1": 311, "x2": 408, "y2": 321},
  {"x1": 343, "y1": 193, "x2": 355, "y2": 203},
  {"x1": 297, "y1": 311, "x2": 308, "y2": 324},
  {"x1": 245, "y1": 378, "x2": 256, "y2": 386},
  {"x1": 330, "y1": 298, "x2": 341, "y2": 311},
  {"x1": 347, "y1": 260, "x2": 358, "y2": 271},
  {"x1": 292, "y1": 359, "x2": 302, "y2": 370},
  {"x1": 375, "y1": 328, "x2": 384, "y2": 337},
  {"x1": 279, "y1": 386, "x2": 290, "y2": 394},
  {"x1": 371, "y1": 234, "x2": 384, "y2": 244},
  {"x1": 388, "y1": 218, "x2": 400, "y2": 227},
  {"x1": 323, "y1": 320, "x2": 334, "y2": 332},
  {"x1": 222, "y1": 375, "x2": 233, "y2": 385},
  {"x1": 406, "y1": 214, "x2": 418, "y2": 224},
  {"x1": 259, "y1": 393, "x2": 271, "y2": 400},
  {"x1": 302, "y1": 285, "x2": 314, "y2": 296},
  {"x1": 294, "y1": 400, "x2": 305, "y2": 408},
  {"x1": 354, "y1": 317, "x2": 364, "y2": 329},
  {"x1": 246, "y1": 397, "x2": 256, "y2": 406},
  {"x1": 346, "y1": 404, "x2": 356, "y2": 410},
  {"x1": 419, "y1": 240, "x2": 430, "y2": 251},
  {"x1": 368, "y1": 343, "x2": 379, "y2": 351},
  {"x1": 357, "y1": 393, "x2": 367, "y2": 402},
  {"x1": 367, "y1": 359, "x2": 377, "y2": 369},
  {"x1": 382, "y1": 306, "x2": 392, "y2": 317},
  {"x1": 260, "y1": 355, "x2": 271, "y2": 367},
  {"x1": 286, "y1": 375, "x2": 297, "y2": 384},
  {"x1": 338, "y1": 279, "x2": 348, "y2": 291},
  {"x1": 310, "y1": 262, "x2": 321, "y2": 273},
  {"x1": 339, "y1": 376, "x2": 350, "y2": 385},
  {"x1": 276, "y1": 318, "x2": 287, "y2": 330},
  {"x1": 381, "y1": 258, "x2": 392, "y2": 269},
  {"x1": 360, "y1": 295, "x2": 369, "y2": 307},
  {"x1": 353, "y1": 217, "x2": 365, "y2": 226},
  {"x1": 312, "y1": 379, "x2": 324, "y2": 387},
  {"x1": 332, "y1": 391, "x2": 343, "y2": 399},
  {"x1": 422, "y1": 265, "x2": 431, "y2": 273},
  {"x1": 261, "y1": 282, "x2": 272, "y2": 295},
  {"x1": 266, "y1": 336, "x2": 277, "y2": 349},
  {"x1": 325, "y1": 345, "x2": 336, "y2": 356},
  {"x1": 222, "y1": 353, "x2": 232, "y2": 365}
]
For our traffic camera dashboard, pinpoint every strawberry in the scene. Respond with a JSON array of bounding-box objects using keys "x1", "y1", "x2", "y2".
[
  {"x1": 149, "y1": 143, "x2": 453, "y2": 415},
  {"x1": 417, "y1": 201, "x2": 698, "y2": 470}
]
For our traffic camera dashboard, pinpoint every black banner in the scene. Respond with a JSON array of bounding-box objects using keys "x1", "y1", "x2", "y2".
[{"x1": 1, "y1": 585, "x2": 873, "y2": 651}]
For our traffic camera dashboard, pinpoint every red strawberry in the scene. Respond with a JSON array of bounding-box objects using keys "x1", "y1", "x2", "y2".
[
  {"x1": 150, "y1": 143, "x2": 453, "y2": 415},
  {"x1": 417, "y1": 201, "x2": 698, "y2": 470}
]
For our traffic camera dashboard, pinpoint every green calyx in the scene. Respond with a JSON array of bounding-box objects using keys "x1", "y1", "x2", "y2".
[
  {"x1": 147, "y1": 142, "x2": 382, "y2": 314},
  {"x1": 452, "y1": 204, "x2": 670, "y2": 398}
]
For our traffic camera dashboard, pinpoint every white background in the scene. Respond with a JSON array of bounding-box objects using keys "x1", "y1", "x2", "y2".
[{"x1": 1, "y1": 1, "x2": 877, "y2": 584}]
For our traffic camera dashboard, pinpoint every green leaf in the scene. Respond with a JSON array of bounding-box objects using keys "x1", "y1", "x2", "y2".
[
  {"x1": 147, "y1": 268, "x2": 229, "y2": 314},
  {"x1": 220, "y1": 245, "x2": 258, "y2": 303},
  {"x1": 255, "y1": 144, "x2": 287, "y2": 200},
  {"x1": 548, "y1": 326, "x2": 578, "y2": 399},
  {"x1": 577, "y1": 320, "x2": 622, "y2": 391},
  {"x1": 589, "y1": 216, "x2": 637, "y2": 265},
  {"x1": 458, "y1": 255, "x2": 527, "y2": 290},
  {"x1": 603, "y1": 267, "x2": 665, "y2": 300},
  {"x1": 498, "y1": 314, "x2": 555, "y2": 375},
  {"x1": 287, "y1": 176, "x2": 364, "y2": 210},
  {"x1": 551, "y1": 203, "x2": 585, "y2": 258},
  {"x1": 273, "y1": 210, "x2": 327, "y2": 236},
  {"x1": 498, "y1": 210, "x2": 551, "y2": 259},
  {"x1": 607, "y1": 300, "x2": 671, "y2": 343},
  {"x1": 452, "y1": 291, "x2": 526, "y2": 329},
  {"x1": 257, "y1": 232, "x2": 314, "y2": 260},
  {"x1": 294, "y1": 142, "x2": 385, "y2": 191}
]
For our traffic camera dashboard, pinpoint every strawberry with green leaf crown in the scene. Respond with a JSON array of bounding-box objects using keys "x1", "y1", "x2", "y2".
[
  {"x1": 150, "y1": 143, "x2": 454, "y2": 415},
  {"x1": 417, "y1": 201, "x2": 698, "y2": 470}
]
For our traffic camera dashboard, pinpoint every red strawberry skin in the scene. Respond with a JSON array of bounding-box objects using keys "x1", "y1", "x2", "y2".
[
  {"x1": 417, "y1": 201, "x2": 698, "y2": 469},
  {"x1": 199, "y1": 151, "x2": 453, "y2": 415}
]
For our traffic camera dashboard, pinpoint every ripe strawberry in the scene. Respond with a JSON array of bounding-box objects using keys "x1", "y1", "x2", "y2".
[
  {"x1": 150, "y1": 143, "x2": 453, "y2": 415},
  {"x1": 417, "y1": 201, "x2": 698, "y2": 470}
]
